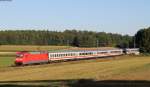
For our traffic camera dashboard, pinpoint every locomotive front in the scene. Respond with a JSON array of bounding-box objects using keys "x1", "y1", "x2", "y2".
[{"x1": 15, "y1": 51, "x2": 27, "y2": 66}]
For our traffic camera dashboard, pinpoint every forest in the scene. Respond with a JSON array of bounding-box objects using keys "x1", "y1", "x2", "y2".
[
  {"x1": 136, "y1": 27, "x2": 150, "y2": 53},
  {"x1": 0, "y1": 28, "x2": 149, "y2": 53},
  {"x1": 0, "y1": 30, "x2": 133, "y2": 48}
]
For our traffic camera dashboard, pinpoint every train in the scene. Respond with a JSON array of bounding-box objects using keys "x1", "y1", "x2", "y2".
[{"x1": 15, "y1": 48, "x2": 140, "y2": 66}]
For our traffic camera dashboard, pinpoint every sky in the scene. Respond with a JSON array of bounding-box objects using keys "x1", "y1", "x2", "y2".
[{"x1": 0, "y1": 0, "x2": 150, "y2": 35}]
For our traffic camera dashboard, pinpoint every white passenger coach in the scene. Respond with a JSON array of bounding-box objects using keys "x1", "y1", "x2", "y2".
[{"x1": 48, "y1": 49, "x2": 124, "y2": 61}]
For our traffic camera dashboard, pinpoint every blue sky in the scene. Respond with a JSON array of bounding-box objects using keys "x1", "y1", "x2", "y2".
[{"x1": 0, "y1": 0, "x2": 150, "y2": 35}]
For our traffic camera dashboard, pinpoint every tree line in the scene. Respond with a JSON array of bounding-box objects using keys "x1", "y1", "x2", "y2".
[
  {"x1": 135, "y1": 27, "x2": 150, "y2": 53},
  {"x1": 0, "y1": 30, "x2": 133, "y2": 48}
]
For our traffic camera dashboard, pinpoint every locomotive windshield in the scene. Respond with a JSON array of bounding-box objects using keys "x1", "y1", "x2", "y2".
[
  {"x1": 16, "y1": 54, "x2": 23, "y2": 58},
  {"x1": 16, "y1": 51, "x2": 28, "y2": 58}
]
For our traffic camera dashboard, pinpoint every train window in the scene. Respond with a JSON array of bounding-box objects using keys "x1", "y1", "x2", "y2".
[
  {"x1": 88, "y1": 52, "x2": 92, "y2": 55},
  {"x1": 80, "y1": 53, "x2": 86, "y2": 55},
  {"x1": 72, "y1": 53, "x2": 74, "y2": 56},
  {"x1": 73, "y1": 53, "x2": 75, "y2": 56},
  {"x1": 75, "y1": 53, "x2": 77, "y2": 56},
  {"x1": 82, "y1": 53, "x2": 84, "y2": 55},
  {"x1": 79, "y1": 53, "x2": 82, "y2": 55},
  {"x1": 49, "y1": 54, "x2": 52, "y2": 57},
  {"x1": 55, "y1": 54, "x2": 57, "y2": 57},
  {"x1": 111, "y1": 51, "x2": 121, "y2": 53},
  {"x1": 60, "y1": 54, "x2": 62, "y2": 57},
  {"x1": 63, "y1": 54, "x2": 65, "y2": 56},
  {"x1": 100, "y1": 52, "x2": 108, "y2": 54},
  {"x1": 111, "y1": 51, "x2": 116, "y2": 53},
  {"x1": 81, "y1": 53, "x2": 84, "y2": 55},
  {"x1": 97, "y1": 52, "x2": 101, "y2": 54},
  {"x1": 16, "y1": 54, "x2": 23, "y2": 58},
  {"x1": 89, "y1": 52, "x2": 93, "y2": 55},
  {"x1": 51, "y1": 54, "x2": 53, "y2": 58},
  {"x1": 85, "y1": 53, "x2": 88, "y2": 55},
  {"x1": 82, "y1": 53, "x2": 85, "y2": 55},
  {"x1": 68, "y1": 53, "x2": 71, "y2": 56}
]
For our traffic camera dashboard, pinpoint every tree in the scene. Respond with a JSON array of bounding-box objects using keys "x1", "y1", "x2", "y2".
[
  {"x1": 72, "y1": 36, "x2": 79, "y2": 47},
  {"x1": 135, "y1": 27, "x2": 150, "y2": 53}
]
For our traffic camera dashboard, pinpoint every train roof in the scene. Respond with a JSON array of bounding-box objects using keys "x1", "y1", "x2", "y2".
[
  {"x1": 47, "y1": 49, "x2": 123, "y2": 53},
  {"x1": 27, "y1": 47, "x2": 122, "y2": 54}
]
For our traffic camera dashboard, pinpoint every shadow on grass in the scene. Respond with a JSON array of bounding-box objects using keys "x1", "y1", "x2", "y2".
[{"x1": 0, "y1": 79, "x2": 150, "y2": 87}]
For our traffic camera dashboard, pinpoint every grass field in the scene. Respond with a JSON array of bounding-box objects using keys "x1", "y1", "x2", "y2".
[
  {"x1": 0, "y1": 57, "x2": 14, "y2": 67},
  {"x1": 0, "y1": 45, "x2": 71, "y2": 52},
  {"x1": 0, "y1": 45, "x2": 117, "y2": 51},
  {"x1": 0, "y1": 45, "x2": 149, "y2": 87},
  {"x1": 0, "y1": 56, "x2": 150, "y2": 87}
]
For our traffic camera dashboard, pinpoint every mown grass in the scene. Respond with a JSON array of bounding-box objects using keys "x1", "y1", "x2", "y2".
[
  {"x1": 0, "y1": 56, "x2": 15, "y2": 67},
  {"x1": 0, "y1": 56, "x2": 150, "y2": 87},
  {"x1": 0, "y1": 45, "x2": 70, "y2": 52},
  {"x1": 0, "y1": 45, "x2": 149, "y2": 87}
]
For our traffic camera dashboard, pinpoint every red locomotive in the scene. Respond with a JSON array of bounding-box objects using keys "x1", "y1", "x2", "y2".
[
  {"x1": 15, "y1": 51, "x2": 48, "y2": 65},
  {"x1": 15, "y1": 48, "x2": 139, "y2": 66}
]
